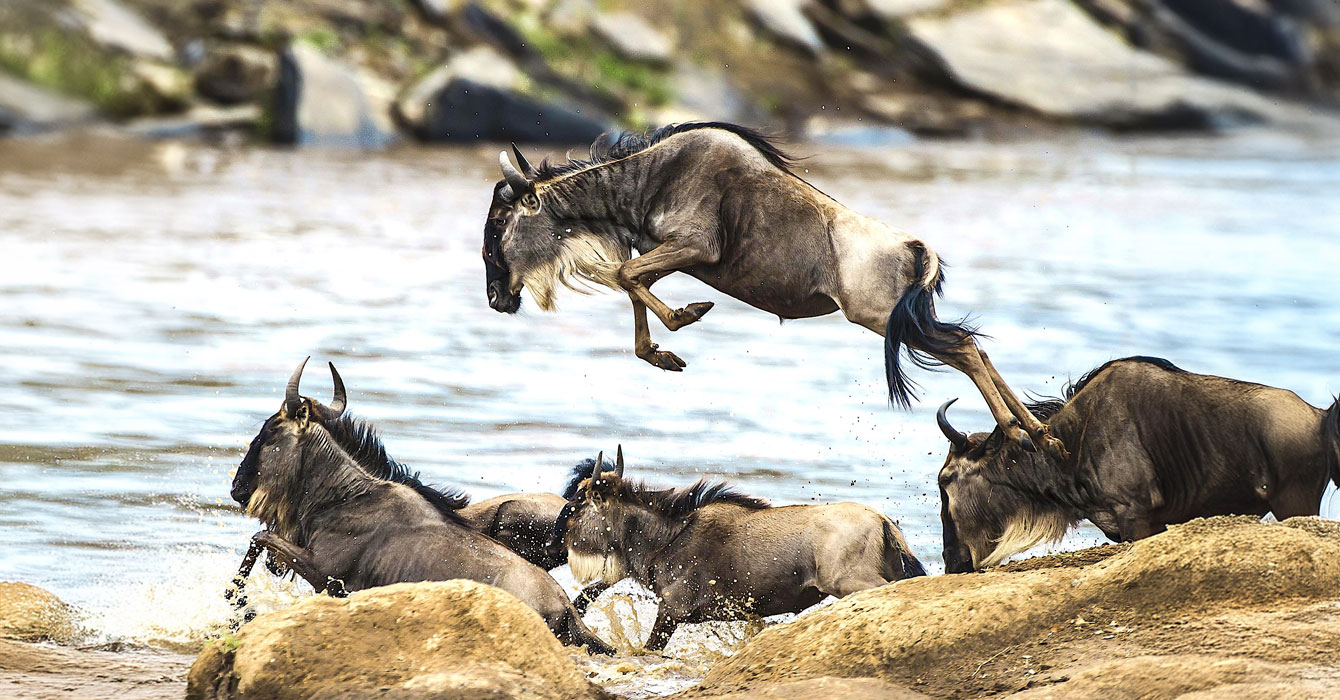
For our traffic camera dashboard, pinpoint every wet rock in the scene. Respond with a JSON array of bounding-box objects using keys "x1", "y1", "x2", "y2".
[
  {"x1": 273, "y1": 43, "x2": 397, "y2": 148},
  {"x1": 69, "y1": 0, "x2": 175, "y2": 61},
  {"x1": 695, "y1": 517, "x2": 1340, "y2": 697},
  {"x1": 694, "y1": 677, "x2": 931, "y2": 699},
  {"x1": 746, "y1": 0, "x2": 825, "y2": 56},
  {"x1": 1008, "y1": 655, "x2": 1340, "y2": 699},
  {"x1": 863, "y1": 0, "x2": 949, "y2": 20},
  {"x1": 590, "y1": 11, "x2": 673, "y2": 65},
  {"x1": 395, "y1": 46, "x2": 609, "y2": 144},
  {"x1": 0, "y1": 638, "x2": 192, "y2": 698},
  {"x1": 906, "y1": 0, "x2": 1296, "y2": 128},
  {"x1": 194, "y1": 44, "x2": 278, "y2": 105},
  {"x1": 0, "y1": 582, "x2": 81, "y2": 643},
  {"x1": 186, "y1": 580, "x2": 610, "y2": 700}
]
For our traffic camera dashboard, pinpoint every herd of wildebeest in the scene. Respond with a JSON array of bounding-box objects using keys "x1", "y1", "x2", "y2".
[{"x1": 226, "y1": 122, "x2": 1340, "y2": 654}]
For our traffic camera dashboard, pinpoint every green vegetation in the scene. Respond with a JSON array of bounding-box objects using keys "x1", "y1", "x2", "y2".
[
  {"x1": 0, "y1": 29, "x2": 157, "y2": 117},
  {"x1": 295, "y1": 26, "x2": 341, "y2": 55}
]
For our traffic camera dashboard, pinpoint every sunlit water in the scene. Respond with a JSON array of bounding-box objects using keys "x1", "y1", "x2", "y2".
[{"x1": 1, "y1": 129, "x2": 1337, "y2": 692}]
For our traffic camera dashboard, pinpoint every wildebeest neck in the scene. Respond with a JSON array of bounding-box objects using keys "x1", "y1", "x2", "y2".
[
  {"x1": 248, "y1": 428, "x2": 378, "y2": 546},
  {"x1": 536, "y1": 157, "x2": 650, "y2": 246}
]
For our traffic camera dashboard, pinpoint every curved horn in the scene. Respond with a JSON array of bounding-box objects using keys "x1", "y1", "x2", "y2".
[
  {"x1": 594, "y1": 451, "x2": 604, "y2": 481},
  {"x1": 937, "y1": 398, "x2": 970, "y2": 452},
  {"x1": 614, "y1": 444, "x2": 625, "y2": 477},
  {"x1": 327, "y1": 362, "x2": 346, "y2": 418},
  {"x1": 499, "y1": 151, "x2": 530, "y2": 193},
  {"x1": 285, "y1": 357, "x2": 309, "y2": 416},
  {"x1": 510, "y1": 142, "x2": 534, "y2": 176}
]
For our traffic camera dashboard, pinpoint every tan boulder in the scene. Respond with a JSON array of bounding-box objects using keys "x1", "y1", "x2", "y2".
[
  {"x1": 186, "y1": 579, "x2": 610, "y2": 700},
  {"x1": 693, "y1": 517, "x2": 1340, "y2": 698},
  {"x1": 0, "y1": 582, "x2": 81, "y2": 643}
]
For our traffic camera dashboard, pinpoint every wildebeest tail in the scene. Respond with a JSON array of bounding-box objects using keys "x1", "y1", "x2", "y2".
[
  {"x1": 1324, "y1": 396, "x2": 1340, "y2": 490},
  {"x1": 884, "y1": 241, "x2": 977, "y2": 409},
  {"x1": 882, "y1": 517, "x2": 926, "y2": 579},
  {"x1": 564, "y1": 604, "x2": 616, "y2": 655}
]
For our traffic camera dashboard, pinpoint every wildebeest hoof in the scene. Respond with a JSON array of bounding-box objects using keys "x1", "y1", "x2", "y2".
[
  {"x1": 667, "y1": 302, "x2": 713, "y2": 330},
  {"x1": 637, "y1": 344, "x2": 687, "y2": 372},
  {"x1": 1018, "y1": 434, "x2": 1037, "y2": 452},
  {"x1": 1042, "y1": 435, "x2": 1070, "y2": 462}
]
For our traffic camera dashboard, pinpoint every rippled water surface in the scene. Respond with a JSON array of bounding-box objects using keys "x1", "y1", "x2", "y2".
[{"x1": 1, "y1": 130, "x2": 1337, "y2": 684}]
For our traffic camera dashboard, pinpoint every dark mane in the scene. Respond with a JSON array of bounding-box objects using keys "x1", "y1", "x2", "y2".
[
  {"x1": 322, "y1": 415, "x2": 472, "y2": 525},
  {"x1": 532, "y1": 122, "x2": 800, "y2": 182},
  {"x1": 1024, "y1": 356, "x2": 1185, "y2": 420},
  {"x1": 625, "y1": 478, "x2": 771, "y2": 518},
  {"x1": 562, "y1": 456, "x2": 615, "y2": 500}
]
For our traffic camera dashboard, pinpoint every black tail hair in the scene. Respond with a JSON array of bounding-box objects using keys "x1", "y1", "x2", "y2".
[
  {"x1": 884, "y1": 243, "x2": 977, "y2": 408},
  {"x1": 1323, "y1": 396, "x2": 1340, "y2": 490},
  {"x1": 901, "y1": 552, "x2": 928, "y2": 578}
]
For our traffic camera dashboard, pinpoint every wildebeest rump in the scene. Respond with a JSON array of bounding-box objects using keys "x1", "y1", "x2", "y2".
[
  {"x1": 549, "y1": 447, "x2": 926, "y2": 650},
  {"x1": 229, "y1": 359, "x2": 614, "y2": 653},
  {"x1": 482, "y1": 122, "x2": 1068, "y2": 460},
  {"x1": 936, "y1": 356, "x2": 1340, "y2": 573}
]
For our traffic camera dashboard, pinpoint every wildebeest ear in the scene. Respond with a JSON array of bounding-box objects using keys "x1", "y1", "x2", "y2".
[
  {"x1": 293, "y1": 399, "x2": 311, "y2": 429},
  {"x1": 970, "y1": 427, "x2": 1005, "y2": 459}
]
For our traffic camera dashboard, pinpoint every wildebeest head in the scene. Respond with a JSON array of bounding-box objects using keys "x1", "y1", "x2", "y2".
[
  {"x1": 935, "y1": 399, "x2": 1069, "y2": 573},
  {"x1": 231, "y1": 358, "x2": 347, "y2": 511},
  {"x1": 484, "y1": 146, "x2": 623, "y2": 312},
  {"x1": 549, "y1": 447, "x2": 628, "y2": 585}
]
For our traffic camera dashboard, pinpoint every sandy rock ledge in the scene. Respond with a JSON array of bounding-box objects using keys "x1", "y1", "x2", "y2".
[
  {"x1": 186, "y1": 579, "x2": 611, "y2": 700},
  {"x1": 683, "y1": 516, "x2": 1340, "y2": 699}
]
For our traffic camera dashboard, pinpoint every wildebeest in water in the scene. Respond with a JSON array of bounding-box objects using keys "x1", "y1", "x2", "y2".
[
  {"x1": 936, "y1": 356, "x2": 1340, "y2": 573},
  {"x1": 228, "y1": 358, "x2": 614, "y2": 653},
  {"x1": 481, "y1": 122, "x2": 1068, "y2": 460},
  {"x1": 548, "y1": 447, "x2": 926, "y2": 650}
]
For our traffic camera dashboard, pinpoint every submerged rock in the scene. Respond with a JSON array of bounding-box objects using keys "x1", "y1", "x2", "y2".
[
  {"x1": 0, "y1": 74, "x2": 99, "y2": 135},
  {"x1": 0, "y1": 582, "x2": 81, "y2": 643},
  {"x1": 186, "y1": 580, "x2": 610, "y2": 700},
  {"x1": 906, "y1": 0, "x2": 1294, "y2": 128},
  {"x1": 693, "y1": 517, "x2": 1340, "y2": 698}
]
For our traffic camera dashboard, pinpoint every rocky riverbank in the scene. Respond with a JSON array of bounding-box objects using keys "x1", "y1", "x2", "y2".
[
  {"x1": 8, "y1": 516, "x2": 1340, "y2": 699},
  {"x1": 1, "y1": 0, "x2": 1338, "y2": 143}
]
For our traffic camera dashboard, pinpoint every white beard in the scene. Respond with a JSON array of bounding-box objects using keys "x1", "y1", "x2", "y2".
[
  {"x1": 567, "y1": 550, "x2": 628, "y2": 585},
  {"x1": 518, "y1": 233, "x2": 625, "y2": 311}
]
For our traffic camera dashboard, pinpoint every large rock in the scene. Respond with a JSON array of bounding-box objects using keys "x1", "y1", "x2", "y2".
[
  {"x1": 395, "y1": 46, "x2": 610, "y2": 144},
  {"x1": 589, "y1": 11, "x2": 673, "y2": 65},
  {"x1": 186, "y1": 580, "x2": 610, "y2": 700},
  {"x1": 906, "y1": 0, "x2": 1303, "y2": 128},
  {"x1": 194, "y1": 43, "x2": 279, "y2": 105},
  {"x1": 746, "y1": 0, "x2": 825, "y2": 56},
  {"x1": 692, "y1": 518, "x2": 1340, "y2": 698},
  {"x1": 68, "y1": 0, "x2": 174, "y2": 61},
  {"x1": 0, "y1": 582, "x2": 81, "y2": 643},
  {"x1": 273, "y1": 43, "x2": 397, "y2": 148}
]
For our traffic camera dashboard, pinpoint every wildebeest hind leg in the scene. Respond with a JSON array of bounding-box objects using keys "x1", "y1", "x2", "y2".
[
  {"x1": 250, "y1": 531, "x2": 347, "y2": 597},
  {"x1": 976, "y1": 349, "x2": 1070, "y2": 461},
  {"x1": 929, "y1": 342, "x2": 1048, "y2": 456},
  {"x1": 630, "y1": 296, "x2": 687, "y2": 371}
]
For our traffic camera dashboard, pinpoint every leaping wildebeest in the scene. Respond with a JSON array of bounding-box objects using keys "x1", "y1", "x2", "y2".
[
  {"x1": 547, "y1": 447, "x2": 926, "y2": 650},
  {"x1": 936, "y1": 356, "x2": 1340, "y2": 573},
  {"x1": 228, "y1": 358, "x2": 614, "y2": 654},
  {"x1": 481, "y1": 122, "x2": 1068, "y2": 459}
]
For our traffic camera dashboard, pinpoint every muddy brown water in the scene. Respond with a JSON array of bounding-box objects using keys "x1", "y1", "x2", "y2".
[{"x1": 1, "y1": 129, "x2": 1337, "y2": 696}]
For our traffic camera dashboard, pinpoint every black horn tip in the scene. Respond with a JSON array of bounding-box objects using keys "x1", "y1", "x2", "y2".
[
  {"x1": 510, "y1": 142, "x2": 533, "y2": 175},
  {"x1": 327, "y1": 362, "x2": 346, "y2": 417},
  {"x1": 936, "y1": 398, "x2": 970, "y2": 452},
  {"x1": 614, "y1": 444, "x2": 624, "y2": 477}
]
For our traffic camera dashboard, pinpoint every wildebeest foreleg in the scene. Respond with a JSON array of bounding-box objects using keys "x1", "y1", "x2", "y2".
[
  {"x1": 976, "y1": 349, "x2": 1070, "y2": 461},
  {"x1": 617, "y1": 241, "x2": 715, "y2": 332},
  {"x1": 630, "y1": 296, "x2": 687, "y2": 371},
  {"x1": 645, "y1": 606, "x2": 681, "y2": 652},
  {"x1": 573, "y1": 581, "x2": 612, "y2": 616},
  {"x1": 224, "y1": 539, "x2": 266, "y2": 623},
  {"x1": 250, "y1": 530, "x2": 349, "y2": 598}
]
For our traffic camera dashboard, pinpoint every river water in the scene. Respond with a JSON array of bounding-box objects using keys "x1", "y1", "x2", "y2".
[{"x1": 1, "y1": 129, "x2": 1337, "y2": 692}]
